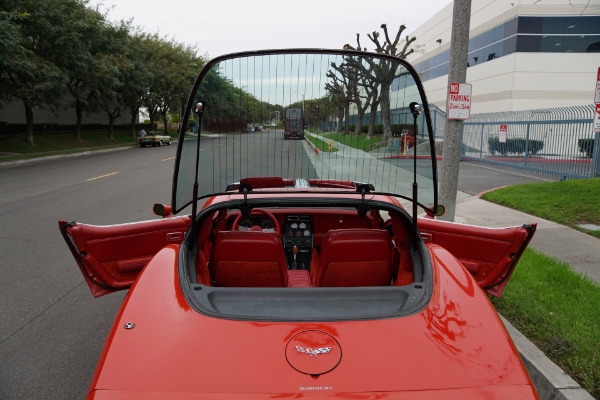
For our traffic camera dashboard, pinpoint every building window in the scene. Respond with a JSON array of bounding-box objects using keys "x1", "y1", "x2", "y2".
[{"x1": 414, "y1": 16, "x2": 599, "y2": 82}]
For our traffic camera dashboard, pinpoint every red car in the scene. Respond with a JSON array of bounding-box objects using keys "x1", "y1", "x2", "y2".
[{"x1": 59, "y1": 49, "x2": 538, "y2": 399}]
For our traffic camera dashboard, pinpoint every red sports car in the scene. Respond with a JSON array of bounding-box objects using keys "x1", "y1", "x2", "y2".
[{"x1": 59, "y1": 49, "x2": 538, "y2": 399}]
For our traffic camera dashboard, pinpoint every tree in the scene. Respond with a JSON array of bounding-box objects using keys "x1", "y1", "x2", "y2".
[
  {"x1": 52, "y1": 1, "x2": 115, "y2": 141},
  {"x1": 93, "y1": 21, "x2": 132, "y2": 139},
  {"x1": 325, "y1": 69, "x2": 353, "y2": 135},
  {"x1": 344, "y1": 25, "x2": 417, "y2": 141},
  {"x1": 0, "y1": 1, "x2": 65, "y2": 145}
]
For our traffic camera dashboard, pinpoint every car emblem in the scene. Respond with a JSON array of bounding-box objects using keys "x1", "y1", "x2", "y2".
[{"x1": 296, "y1": 346, "x2": 332, "y2": 358}]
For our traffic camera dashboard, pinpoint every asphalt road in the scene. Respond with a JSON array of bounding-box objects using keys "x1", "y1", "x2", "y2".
[
  {"x1": 0, "y1": 134, "x2": 546, "y2": 400},
  {"x1": 0, "y1": 130, "x2": 311, "y2": 399}
]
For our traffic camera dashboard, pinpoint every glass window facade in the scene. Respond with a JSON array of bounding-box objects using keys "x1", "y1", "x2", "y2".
[{"x1": 412, "y1": 16, "x2": 600, "y2": 84}]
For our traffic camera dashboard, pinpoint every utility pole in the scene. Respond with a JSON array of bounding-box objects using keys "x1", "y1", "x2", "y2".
[{"x1": 439, "y1": 0, "x2": 472, "y2": 221}]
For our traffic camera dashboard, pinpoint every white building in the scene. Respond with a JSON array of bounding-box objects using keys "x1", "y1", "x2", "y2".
[{"x1": 406, "y1": 0, "x2": 600, "y2": 114}]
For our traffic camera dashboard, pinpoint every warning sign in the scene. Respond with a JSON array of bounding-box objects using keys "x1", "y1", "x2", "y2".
[
  {"x1": 595, "y1": 67, "x2": 600, "y2": 103},
  {"x1": 447, "y1": 83, "x2": 472, "y2": 120},
  {"x1": 500, "y1": 125, "x2": 507, "y2": 143},
  {"x1": 593, "y1": 104, "x2": 600, "y2": 133}
]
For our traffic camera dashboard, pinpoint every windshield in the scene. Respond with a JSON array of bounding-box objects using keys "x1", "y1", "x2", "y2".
[{"x1": 173, "y1": 49, "x2": 437, "y2": 214}]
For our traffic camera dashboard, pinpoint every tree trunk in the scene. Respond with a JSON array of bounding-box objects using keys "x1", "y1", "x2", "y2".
[
  {"x1": 162, "y1": 113, "x2": 168, "y2": 134},
  {"x1": 130, "y1": 107, "x2": 139, "y2": 138},
  {"x1": 24, "y1": 102, "x2": 34, "y2": 146},
  {"x1": 337, "y1": 108, "x2": 344, "y2": 133},
  {"x1": 380, "y1": 82, "x2": 392, "y2": 141},
  {"x1": 354, "y1": 107, "x2": 364, "y2": 137},
  {"x1": 73, "y1": 100, "x2": 83, "y2": 142},
  {"x1": 108, "y1": 114, "x2": 115, "y2": 140},
  {"x1": 367, "y1": 101, "x2": 378, "y2": 138},
  {"x1": 344, "y1": 103, "x2": 350, "y2": 136}
]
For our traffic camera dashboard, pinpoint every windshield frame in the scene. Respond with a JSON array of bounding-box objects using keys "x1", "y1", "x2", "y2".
[{"x1": 172, "y1": 48, "x2": 438, "y2": 216}]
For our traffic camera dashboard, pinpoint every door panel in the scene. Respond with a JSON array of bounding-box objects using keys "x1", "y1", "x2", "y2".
[
  {"x1": 418, "y1": 219, "x2": 536, "y2": 297},
  {"x1": 59, "y1": 216, "x2": 191, "y2": 298}
]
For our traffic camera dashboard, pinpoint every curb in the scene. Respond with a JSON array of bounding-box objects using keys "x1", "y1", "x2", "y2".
[
  {"x1": 0, "y1": 146, "x2": 135, "y2": 168},
  {"x1": 501, "y1": 317, "x2": 595, "y2": 400}
]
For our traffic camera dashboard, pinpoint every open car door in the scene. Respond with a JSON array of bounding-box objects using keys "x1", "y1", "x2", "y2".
[
  {"x1": 418, "y1": 219, "x2": 536, "y2": 297},
  {"x1": 59, "y1": 216, "x2": 191, "y2": 298}
]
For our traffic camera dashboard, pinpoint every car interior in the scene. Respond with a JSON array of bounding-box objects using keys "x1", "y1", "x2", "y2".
[{"x1": 192, "y1": 205, "x2": 416, "y2": 290}]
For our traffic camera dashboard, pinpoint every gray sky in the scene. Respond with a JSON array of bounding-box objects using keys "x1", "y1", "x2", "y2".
[{"x1": 89, "y1": 0, "x2": 452, "y2": 59}]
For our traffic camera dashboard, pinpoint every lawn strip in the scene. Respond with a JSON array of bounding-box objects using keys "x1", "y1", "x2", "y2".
[
  {"x1": 322, "y1": 132, "x2": 387, "y2": 152},
  {"x1": 481, "y1": 178, "x2": 600, "y2": 239},
  {"x1": 491, "y1": 248, "x2": 599, "y2": 397},
  {"x1": 305, "y1": 133, "x2": 338, "y2": 152}
]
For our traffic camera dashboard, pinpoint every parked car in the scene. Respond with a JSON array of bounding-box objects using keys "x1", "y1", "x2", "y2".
[
  {"x1": 59, "y1": 49, "x2": 538, "y2": 399},
  {"x1": 137, "y1": 132, "x2": 171, "y2": 147}
]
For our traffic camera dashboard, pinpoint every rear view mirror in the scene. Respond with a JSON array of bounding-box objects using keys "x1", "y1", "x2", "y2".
[{"x1": 153, "y1": 203, "x2": 173, "y2": 218}]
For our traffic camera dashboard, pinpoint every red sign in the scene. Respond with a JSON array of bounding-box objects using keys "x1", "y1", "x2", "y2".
[
  {"x1": 595, "y1": 67, "x2": 600, "y2": 103},
  {"x1": 447, "y1": 83, "x2": 472, "y2": 120},
  {"x1": 593, "y1": 104, "x2": 600, "y2": 133},
  {"x1": 500, "y1": 125, "x2": 507, "y2": 143}
]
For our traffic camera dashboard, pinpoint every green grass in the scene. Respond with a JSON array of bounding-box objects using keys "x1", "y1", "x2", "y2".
[
  {"x1": 305, "y1": 133, "x2": 338, "y2": 152},
  {"x1": 481, "y1": 178, "x2": 600, "y2": 239},
  {"x1": 491, "y1": 248, "x2": 600, "y2": 397},
  {"x1": 0, "y1": 129, "x2": 179, "y2": 162},
  {"x1": 322, "y1": 132, "x2": 387, "y2": 152}
]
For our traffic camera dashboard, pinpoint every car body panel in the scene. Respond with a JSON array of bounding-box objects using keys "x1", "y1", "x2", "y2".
[
  {"x1": 59, "y1": 216, "x2": 190, "y2": 298},
  {"x1": 84, "y1": 243, "x2": 536, "y2": 398},
  {"x1": 418, "y1": 219, "x2": 536, "y2": 297},
  {"x1": 58, "y1": 49, "x2": 540, "y2": 399},
  {"x1": 61, "y1": 206, "x2": 533, "y2": 298}
]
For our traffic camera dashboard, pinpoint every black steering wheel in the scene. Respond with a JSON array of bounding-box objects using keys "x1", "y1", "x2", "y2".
[{"x1": 232, "y1": 208, "x2": 280, "y2": 233}]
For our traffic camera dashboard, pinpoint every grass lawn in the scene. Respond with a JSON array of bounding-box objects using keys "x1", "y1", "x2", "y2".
[
  {"x1": 322, "y1": 132, "x2": 387, "y2": 152},
  {"x1": 0, "y1": 129, "x2": 178, "y2": 162},
  {"x1": 492, "y1": 248, "x2": 600, "y2": 397},
  {"x1": 481, "y1": 178, "x2": 600, "y2": 239}
]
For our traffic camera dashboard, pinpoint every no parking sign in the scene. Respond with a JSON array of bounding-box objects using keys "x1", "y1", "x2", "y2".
[{"x1": 447, "y1": 83, "x2": 472, "y2": 120}]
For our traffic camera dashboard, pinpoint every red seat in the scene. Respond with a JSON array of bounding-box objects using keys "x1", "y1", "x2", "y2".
[
  {"x1": 312, "y1": 229, "x2": 393, "y2": 287},
  {"x1": 211, "y1": 231, "x2": 288, "y2": 287}
]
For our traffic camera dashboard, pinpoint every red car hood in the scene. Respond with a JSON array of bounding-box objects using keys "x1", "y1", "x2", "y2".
[{"x1": 88, "y1": 245, "x2": 537, "y2": 399}]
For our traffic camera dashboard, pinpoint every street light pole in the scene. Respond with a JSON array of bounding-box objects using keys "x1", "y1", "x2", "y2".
[{"x1": 439, "y1": 0, "x2": 472, "y2": 221}]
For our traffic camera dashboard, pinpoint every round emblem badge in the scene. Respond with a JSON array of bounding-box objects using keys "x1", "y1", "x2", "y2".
[{"x1": 285, "y1": 330, "x2": 341, "y2": 375}]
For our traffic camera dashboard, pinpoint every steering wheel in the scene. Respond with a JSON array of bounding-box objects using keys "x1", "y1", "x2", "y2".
[{"x1": 232, "y1": 208, "x2": 280, "y2": 233}]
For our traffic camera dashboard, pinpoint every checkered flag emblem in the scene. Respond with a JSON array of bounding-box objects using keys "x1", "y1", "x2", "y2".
[{"x1": 295, "y1": 346, "x2": 332, "y2": 358}]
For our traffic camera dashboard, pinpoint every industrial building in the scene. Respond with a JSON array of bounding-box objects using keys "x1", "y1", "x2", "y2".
[{"x1": 406, "y1": 0, "x2": 600, "y2": 114}]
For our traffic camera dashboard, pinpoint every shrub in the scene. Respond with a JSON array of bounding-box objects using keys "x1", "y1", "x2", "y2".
[
  {"x1": 578, "y1": 138, "x2": 595, "y2": 158},
  {"x1": 488, "y1": 137, "x2": 545, "y2": 155}
]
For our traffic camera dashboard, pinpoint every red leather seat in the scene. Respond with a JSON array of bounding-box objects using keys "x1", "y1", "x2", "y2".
[
  {"x1": 313, "y1": 229, "x2": 393, "y2": 287},
  {"x1": 211, "y1": 231, "x2": 288, "y2": 287}
]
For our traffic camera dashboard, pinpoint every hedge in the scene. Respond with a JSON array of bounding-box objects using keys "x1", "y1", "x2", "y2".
[
  {"x1": 488, "y1": 137, "x2": 544, "y2": 155},
  {"x1": 577, "y1": 138, "x2": 595, "y2": 158},
  {"x1": 346, "y1": 124, "x2": 416, "y2": 136}
]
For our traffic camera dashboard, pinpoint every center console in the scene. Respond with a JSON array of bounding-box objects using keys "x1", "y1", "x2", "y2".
[{"x1": 282, "y1": 215, "x2": 313, "y2": 270}]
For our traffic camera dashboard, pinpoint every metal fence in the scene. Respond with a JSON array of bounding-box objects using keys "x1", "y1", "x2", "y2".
[{"x1": 460, "y1": 105, "x2": 599, "y2": 180}]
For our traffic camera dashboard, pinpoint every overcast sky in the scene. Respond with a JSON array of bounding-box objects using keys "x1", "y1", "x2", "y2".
[{"x1": 88, "y1": 0, "x2": 452, "y2": 59}]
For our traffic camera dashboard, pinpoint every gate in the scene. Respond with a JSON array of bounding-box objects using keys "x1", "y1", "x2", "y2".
[{"x1": 461, "y1": 105, "x2": 599, "y2": 180}]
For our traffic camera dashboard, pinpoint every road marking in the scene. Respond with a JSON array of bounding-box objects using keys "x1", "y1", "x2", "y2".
[
  {"x1": 87, "y1": 172, "x2": 119, "y2": 181},
  {"x1": 200, "y1": 148, "x2": 206, "y2": 151},
  {"x1": 162, "y1": 157, "x2": 175, "y2": 161}
]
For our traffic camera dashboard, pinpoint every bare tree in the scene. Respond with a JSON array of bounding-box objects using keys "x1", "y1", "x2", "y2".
[
  {"x1": 325, "y1": 68, "x2": 354, "y2": 135},
  {"x1": 344, "y1": 25, "x2": 417, "y2": 141}
]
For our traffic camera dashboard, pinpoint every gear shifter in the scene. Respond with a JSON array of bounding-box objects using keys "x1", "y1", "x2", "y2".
[{"x1": 292, "y1": 245, "x2": 298, "y2": 270}]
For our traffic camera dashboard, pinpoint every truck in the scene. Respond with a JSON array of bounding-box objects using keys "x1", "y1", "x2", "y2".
[{"x1": 283, "y1": 108, "x2": 304, "y2": 140}]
